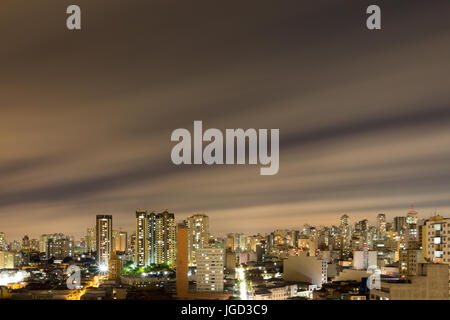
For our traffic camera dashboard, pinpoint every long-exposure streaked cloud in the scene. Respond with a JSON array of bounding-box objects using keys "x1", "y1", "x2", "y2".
[{"x1": 0, "y1": 0, "x2": 449, "y2": 240}]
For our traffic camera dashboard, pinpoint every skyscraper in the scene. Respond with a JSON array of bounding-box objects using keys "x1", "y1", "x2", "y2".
[
  {"x1": 339, "y1": 214, "x2": 351, "y2": 257},
  {"x1": 21, "y1": 235, "x2": 30, "y2": 253},
  {"x1": 39, "y1": 234, "x2": 48, "y2": 254},
  {"x1": 394, "y1": 216, "x2": 407, "y2": 234},
  {"x1": 40, "y1": 233, "x2": 60, "y2": 258},
  {"x1": 30, "y1": 239, "x2": 39, "y2": 252},
  {"x1": 406, "y1": 205, "x2": 419, "y2": 247},
  {"x1": 377, "y1": 213, "x2": 386, "y2": 238},
  {"x1": 226, "y1": 233, "x2": 235, "y2": 251},
  {"x1": 159, "y1": 211, "x2": 176, "y2": 266},
  {"x1": 400, "y1": 205, "x2": 421, "y2": 277},
  {"x1": 0, "y1": 251, "x2": 14, "y2": 268},
  {"x1": 86, "y1": 228, "x2": 96, "y2": 253},
  {"x1": 148, "y1": 210, "x2": 176, "y2": 266},
  {"x1": 340, "y1": 214, "x2": 349, "y2": 226},
  {"x1": 47, "y1": 236, "x2": 74, "y2": 259},
  {"x1": 196, "y1": 248, "x2": 224, "y2": 293},
  {"x1": 187, "y1": 214, "x2": 210, "y2": 266},
  {"x1": 424, "y1": 215, "x2": 449, "y2": 264},
  {"x1": 128, "y1": 232, "x2": 136, "y2": 256},
  {"x1": 96, "y1": 215, "x2": 112, "y2": 265},
  {"x1": 0, "y1": 232, "x2": 6, "y2": 251},
  {"x1": 135, "y1": 209, "x2": 148, "y2": 267},
  {"x1": 423, "y1": 215, "x2": 450, "y2": 297}
]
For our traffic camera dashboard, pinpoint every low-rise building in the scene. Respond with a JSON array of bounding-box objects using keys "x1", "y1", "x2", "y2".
[
  {"x1": 253, "y1": 282, "x2": 298, "y2": 300},
  {"x1": 283, "y1": 253, "x2": 327, "y2": 288},
  {"x1": 370, "y1": 263, "x2": 448, "y2": 300}
]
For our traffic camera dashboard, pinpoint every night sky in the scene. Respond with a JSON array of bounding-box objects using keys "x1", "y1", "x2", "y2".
[{"x1": 1, "y1": 0, "x2": 450, "y2": 241}]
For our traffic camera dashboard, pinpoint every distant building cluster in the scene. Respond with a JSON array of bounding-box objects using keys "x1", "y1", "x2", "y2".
[{"x1": 0, "y1": 205, "x2": 449, "y2": 300}]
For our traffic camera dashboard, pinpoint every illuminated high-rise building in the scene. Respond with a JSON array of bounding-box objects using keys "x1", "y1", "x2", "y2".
[
  {"x1": 149, "y1": 210, "x2": 176, "y2": 266},
  {"x1": 48, "y1": 236, "x2": 74, "y2": 259},
  {"x1": 187, "y1": 214, "x2": 210, "y2": 266},
  {"x1": 40, "y1": 234, "x2": 54, "y2": 257},
  {"x1": 301, "y1": 224, "x2": 311, "y2": 237},
  {"x1": 86, "y1": 228, "x2": 96, "y2": 253},
  {"x1": 225, "y1": 233, "x2": 246, "y2": 252},
  {"x1": 21, "y1": 235, "x2": 30, "y2": 253},
  {"x1": 400, "y1": 205, "x2": 421, "y2": 277},
  {"x1": 74, "y1": 240, "x2": 86, "y2": 255},
  {"x1": 0, "y1": 232, "x2": 6, "y2": 251},
  {"x1": 44, "y1": 233, "x2": 73, "y2": 259},
  {"x1": 340, "y1": 214, "x2": 349, "y2": 226},
  {"x1": 196, "y1": 248, "x2": 224, "y2": 293},
  {"x1": 39, "y1": 235, "x2": 48, "y2": 253},
  {"x1": 30, "y1": 239, "x2": 39, "y2": 252},
  {"x1": 128, "y1": 232, "x2": 136, "y2": 256},
  {"x1": 424, "y1": 216, "x2": 450, "y2": 263},
  {"x1": 226, "y1": 234, "x2": 235, "y2": 251},
  {"x1": 423, "y1": 215, "x2": 450, "y2": 297},
  {"x1": 0, "y1": 251, "x2": 14, "y2": 268},
  {"x1": 246, "y1": 235, "x2": 260, "y2": 252},
  {"x1": 10, "y1": 240, "x2": 21, "y2": 252},
  {"x1": 394, "y1": 216, "x2": 407, "y2": 234},
  {"x1": 355, "y1": 219, "x2": 369, "y2": 232},
  {"x1": 377, "y1": 213, "x2": 387, "y2": 238},
  {"x1": 96, "y1": 215, "x2": 113, "y2": 265},
  {"x1": 406, "y1": 205, "x2": 419, "y2": 247},
  {"x1": 399, "y1": 249, "x2": 421, "y2": 277},
  {"x1": 135, "y1": 209, "x2": 149, "y2": 267},
  {"x1": 339, "y1": 214, "x2": 352, "y2": 257}
]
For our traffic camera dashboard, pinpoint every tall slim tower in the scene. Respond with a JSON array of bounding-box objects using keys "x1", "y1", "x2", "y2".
[
  {"x1": 135, "y1": 209, "x2": 149, "y2": 267},
  {"x1": 86, "y1": 228, "x2": 96, "y2": 253},
  {"x1": 339, "y1": 214, "x2": 351, "y2": 258},
  {"x1": 176, "y1": 223, "x2": 189, "y2": 298},
  {"x1": 39, "y1": 234, "x2": 48, "y2": 253},
  {"x1": 96, "y1": 215, "x2": 112, "y2": 265},
  {"x1": 226, "y1": 234, "x2": 235, "y2": 251},
  {"x1": 340, "y1": 214, "x2": 349, "y2": 226},
  {"x1": 148, "y1": 212, "x2": 157, "y2": 264},
  {"x1": 377, "y1": 213, "x2": 387, "y2": 239},
  {"x1": 406, "y1": 204, "x2": 419, "y2": 248},
  {"x1": 149, "y1": 210, "x2": 176, "y2": 266},
  {"x1": 400, "y1": 205, "x2": 421, "y2": 277},
  {"x1": 22, "y1": 235, "x2": 30, "y2": 253},
  {"x1": 187, "y1": 214, "x2": 210, "y2": 266},
  {"x1": 0, "y1": 232, "x2": 6, "y2": 251}
]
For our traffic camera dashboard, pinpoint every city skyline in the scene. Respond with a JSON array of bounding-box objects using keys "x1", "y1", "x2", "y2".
[
  {"x1": 1, "y1": 1, "x2": 450, "y2": 241},
  {"x1": 0, "y1": 204, "x2": 443, "y2": 242}
]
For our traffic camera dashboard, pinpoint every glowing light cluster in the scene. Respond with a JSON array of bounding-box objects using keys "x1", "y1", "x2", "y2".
[
  {"x1": 0, "y1": 270, "x2": 28, "y2": 286},
  {"x1": 98, "y1": 263, "x2": 109, "y2": 273},
  {"x1": 236, "y1": 267, "x2": 248, "y2": 300}
]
